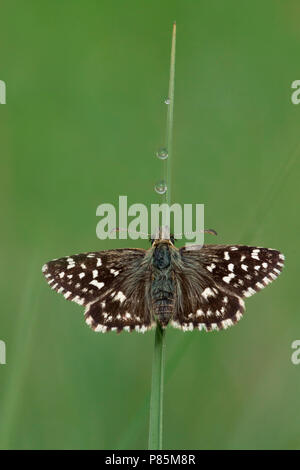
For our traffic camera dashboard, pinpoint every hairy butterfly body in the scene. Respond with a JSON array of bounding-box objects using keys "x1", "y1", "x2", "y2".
[{"x1": 42, "y1": 236, "x2": 285, "y2": 333}]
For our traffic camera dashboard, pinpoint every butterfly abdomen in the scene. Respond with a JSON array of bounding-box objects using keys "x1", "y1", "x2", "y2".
[
  {"x1": 151, "y1": 243, "x2": 175, "y2": 327},
  {"x1": 153, "y1": 298, "x2": 174, "y2": 327}
]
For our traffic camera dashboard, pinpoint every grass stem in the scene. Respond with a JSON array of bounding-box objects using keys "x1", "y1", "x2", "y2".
[
  {"x1": 165, "y1": 21, "x2": 176, "y2": 206},
  {"x1": 148, "y1": 323, "x2": 166, "y2": 450},
  {"x1": 148, "y1": 21, "x2": 176, "y2": 451}
]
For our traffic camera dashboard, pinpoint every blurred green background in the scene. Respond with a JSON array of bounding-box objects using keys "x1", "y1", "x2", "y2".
[{"x1": 0, "y1": 0, "x2": 299, "y2": 450}]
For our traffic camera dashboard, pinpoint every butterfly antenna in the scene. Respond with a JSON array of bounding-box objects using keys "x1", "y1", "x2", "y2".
[
  {"x1": 111, "y1": 227, "x2": 150, "y2": 238},
  {"x1": 173, "y1": 229, "x2": 218, "y2": 238},
  {"x1": 204, "y1": 229, "x2": 218, "y2": 236}
]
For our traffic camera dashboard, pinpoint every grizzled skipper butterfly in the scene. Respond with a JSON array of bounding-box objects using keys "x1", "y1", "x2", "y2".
[{"x1": 42, "y1": 226, "x2": 285, "y2": 333}]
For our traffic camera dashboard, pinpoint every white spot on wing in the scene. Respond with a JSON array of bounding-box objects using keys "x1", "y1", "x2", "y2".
[
  {"x1": 251, "y1": 250, "x2": 260, "y2": 260},
  {"x1": 202, "y1": 287, "x2": 216, "y2": 300},
  {"x1": 110, "y1": 269, "x2": 119, "y2": 277},
  {"x1": 206, "y1": 263, "x2": 216, "y2": 272},
  {"x1": 67, "y1": 258, "x2": 75, "y2": 269},
  {"x1": 90, "y1": 279, "x2": 104, "y2": 289},
  {"x1": 196, "y1": 309, "x2": 204, "y2": 317},
  {"x1": 73, "y1": 296, "x2": 84, "y2": 305},
  {"x1": 243, "y1": 287, "x2": 256, "y2": 297},
  {"x1": 223, "y1": 273, "x2": 235, "y2": 283},
  {"x1": 115, "y1": 291, "x2": 126, "y2": 303},
  {"x1": 197, "y1": 324, "x2": 206, "y2": 331},
  {"x1": 95, "y1": 324, "x2": 107, "y2": 333},
  {"x1": 222, "y1": 319, "x2": 233, "y2": 329},
  {"x1": 235, "y1": 311, "x2": 243, "y2": 321}
]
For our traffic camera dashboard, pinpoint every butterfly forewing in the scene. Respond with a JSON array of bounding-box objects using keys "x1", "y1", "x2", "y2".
[
  {"x1": 181, "y1": 244, "x2": 285, "y2": 298},
  {"x1": 42, "y1": 248, "x2": 155, "y2": 333},
  {"x1": 173, "y1": 244, "x2": 285, "y2": 331}
]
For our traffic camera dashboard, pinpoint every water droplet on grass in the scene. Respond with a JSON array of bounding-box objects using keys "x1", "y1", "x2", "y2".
[
  {"x1": 154, "y1": 181, "x2": 167, "y2": 195},
  {"x1": 156, "y1": 148, "x2": 168, "y2": 160}
]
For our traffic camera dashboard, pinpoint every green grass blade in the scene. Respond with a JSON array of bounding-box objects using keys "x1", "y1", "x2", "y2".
[
  {"x1": 165, "y1": 21, "x2": 176, "y2": 206},
  {"x1": 148, "y1": 323, "x2": 166, "y2": 450},
  {"x1": 148, "y1": 23, "x2": 177, "y2": 450}
]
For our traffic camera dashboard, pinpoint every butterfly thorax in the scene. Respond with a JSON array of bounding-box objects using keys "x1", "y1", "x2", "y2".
[{"x1": 151, "y1": 243, "x2": 175, "y2": 327}]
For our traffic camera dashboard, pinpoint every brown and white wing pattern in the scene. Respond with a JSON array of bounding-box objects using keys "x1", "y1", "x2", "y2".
[
  {"x1": 171, "y1": 244, "x2": 285, "y2": 332},
  {"x1": 42, "y1": 248, "x2": 155, "y2": 333}
]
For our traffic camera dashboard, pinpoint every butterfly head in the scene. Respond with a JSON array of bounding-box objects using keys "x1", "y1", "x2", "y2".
[{"x1": 150, "y1": 226, "x2": 175, "y2": 247}]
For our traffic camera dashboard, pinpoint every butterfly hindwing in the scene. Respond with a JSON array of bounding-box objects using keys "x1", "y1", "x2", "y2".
[{"x1": 172, "y1": 285, "x2": 244, "y2": 332}]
